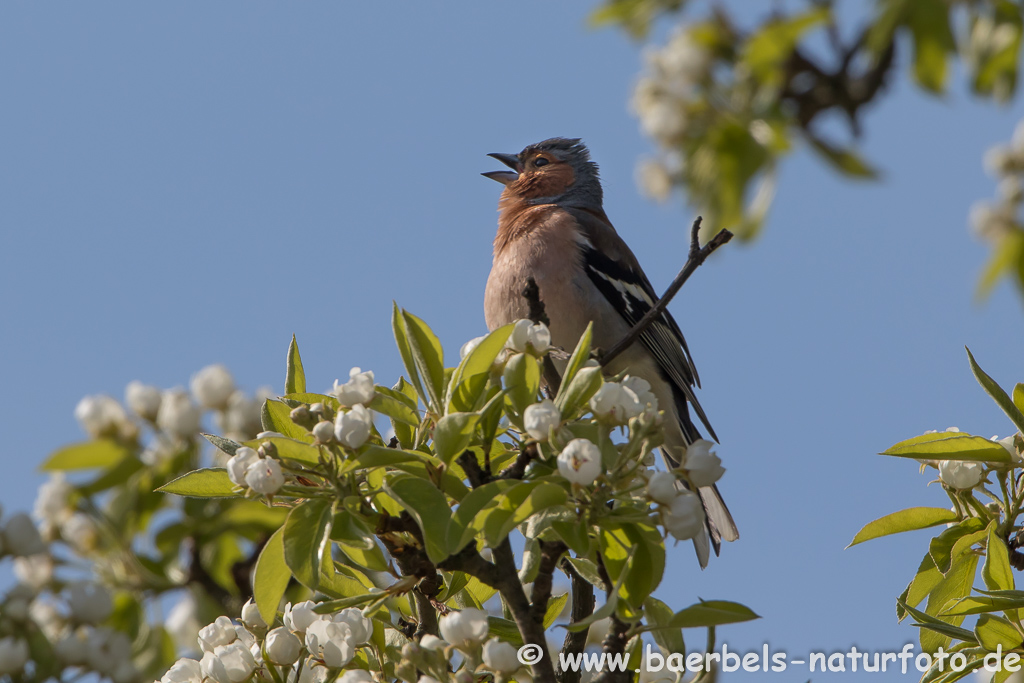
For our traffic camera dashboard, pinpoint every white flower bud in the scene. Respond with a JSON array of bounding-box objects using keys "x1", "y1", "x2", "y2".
[
  {"x1": 483, "y1": 638, "x2": 521, "y2": 672},
  {"x1": 13, "y1": 554, "x2": 53, "y2": 591},
  {"x1": 334, "y1": 404, "x2": 374, "y2": 449},
  {"x1": 589, "y1": 382, "x2": 643, "y2": 424},
  {"x1": 265, "y1": 627, "x2": 302, "y2": 665},
  {"x1": 191, "y1": 365, "x2": 236, "y2": 409},
  {"x1": 332, "y1": 607, "x2": 373, "y2": 644},
  {"x1": 61, "y1": 512, "x2": 99, "y2": 553},
  {"x1": 85, "y1": 628, "x2": 132, "y2": 677},
  {"x1": 161, "y1": 658, "x2": 203, "y2": 683},
  {"x1": 239, "y1": 598, "x2": 266, "y2": 630},
  {"x1": 305, "y1": 619, "x2": 355, "y2": 668},
  {"x1": 524, "y1": 399, "x2": 561, "y2": 441},
  {"x1": 338, "y1": 671, "x2": 373, "y2": 683},
  {"x1": 681, "y1": 440, "x2": 725, "y2": 487},
  {"x1": 74, "y1": 394, "x2": 128, "y2": 439},
  {"x1": 418, "y1": 677, "x2": 442, "y2": 683},
  {"x1": 158, "y1": 389, "x2": 202, "y2": 439},
  {"x1": 507, "y1": 319, "x2": 551, "y2": 354},
  {"x1": 646, "y1": 472, "x2": 678, "y2": 505},
  {"x1": 0, "y1": 638, "x2": 29, "y2": 675},
  {"x1": 283, "y1": 600, "x2": 321, "y2": 634},
  {"x1": 557, "y1": 439, "x2": 603, "y2": 487},
  {"x1": 333, "y1": 368, "x2": 376, "y2": 407},
  {"x1": 244, "y1": 457, "x2": 285, "y2": 496},
  {"x1": 939, "y1": 460, "x2": 983, "y2": 490},
  {"x1": 125, "y1": 381, "x2": 162, "y2": 420},
  {"x1": 34, "y1": 474, "x2": 73, "y2": 532},
  {"x1": 621, "y1": 376, "x2": 658, "y2": 415},
  {"x1": 419, "y1": 634, "x2": 447, "y2": 651},
  {"x1": 439, "y1": 607, "x2": 490, "y2": 649},
  {"x1": 199, "y1": 616, "x2": 238, "y2": 653},
  {"x1": 663, "y1": 492, "x2": 704, "y2": 541},
  {"x1": 227, "y1": 447, "x2": 260, "y2": 487},
  {"x1": 460, "y1": 336, "x2": 486, "y2": 359},
  {"x1": 67, "y1": 582, "x2": 113, "y2": 624},
  {"x1": 4, "y1": 513, "x2": 45, "y2": 556},
  {"x1": 201, "y1": 641, "x2": 256, "y2": 683},
  {"x1": 312, "y1": 420, "x2": 335, "y2": 443}
]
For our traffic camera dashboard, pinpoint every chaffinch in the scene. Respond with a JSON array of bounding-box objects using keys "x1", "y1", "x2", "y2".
[{"x1": 482, "y1": 137, "x2": 738, "y2": 568}]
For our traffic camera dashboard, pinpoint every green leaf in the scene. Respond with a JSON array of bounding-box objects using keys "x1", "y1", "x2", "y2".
[
  {"x1": 906, "y1": 0, "x2": 955, "y2": 93},
  {"x1": 975, "y1": 614, "x2": 1022, "y2": 650},
  {"x1": 283, "y1": 499, "x2": 334, "y2": 590},
  {"x1": 286, "y1": 334, "x2": 306, "y2": 395},
  {"x1": 644, "y1": 597, "x2": 685, "y2": 655},
  {"x1": 478, "y1": 482, "x2": 568, "y2": 549},
  {"x1": 600, "y1": 523, "x2": 665, "y2": 609},
  {"x1": 807, "y1": 136, "x2": 879, "y2": 179},
  {"x1": 41, "y1": 440, "x2": 132, "y2": 471},
  {"x1": 555, "y1": 366, "x2": 603, "y2": 418},
  {"x1": 433, "y1": 412, "x2": 480, "y2": 465},
  {"x1": 977, "y1": 231, "x2": 1024, "y2": 301},
  {"x1": 343, "y1": 445, "x2": 431, "y2": 472},
  {"x1": 368, "y1": 389, "x2": 420, "y2": 427},
  {"x1": 447, "y1": 480, "x2": 519, "y2": 554},
  {"x1": 883, "y1": 432, "x2": 1011, "y2": 463},
  {"x1": 253, "y1": 527, "x2": 290, "y2": 626},
  {"x1": 560, "y1": 323, "x2": 593, "y2": 391},
  {"x1": 544, "y1": 593, "x2": 569, "y2": 628},
  {"x1": 488, "y1": 616, "x2": 525, "y2": 648},
  {"x1": 741, "y1": 7, "x2": 830, "y2": 87},
  {"x1": 984, "y1": 523, "x2": 1016, "y2": 591},
  {"x1": 384, "y1": 474, "x2": 452, "y2": 564},
  {"x1": 967, "y1": 347, "x2": 1024, "y2": 437},
  {"x1": 551, "y1": 519, "x2": 591, "y2": 556},
  {"x1": 929, "y1": 518, "x2": 986, "y2": 574},
  {"x1": 447, "y1": 324, "x2": 513, "y2": 412},
  {"x1": 921, "y1": 553, "x2": 980, "y2": 653},
  {"x1": 157, "y1": 468, "x2": 236, "y2": 498},
  {"x1": 261, "y1": 399, "x2": 313, "y2": 442},
  {"x1": 203, "y1": 433, "x2": 244, "y2": 457},
  {"x1": 502, "y1": 352, "x2": 540, "y2": 418},
  {"x1": 248, "y1": 437, "x2": 322, "y2": 466},
  {"x1": 402, "y1": 310, "x2": 445, "y2": 412},
  {"x1": 899, "y1": 552, "x2": 945, "y2": 620},
  {"x1": 392, "y1": 304, "x2": 428, "y2": 410},
  {"x1": 667, "y1": 600, "x2": 760, "y2": 629},
  {"x1": 848, "y1": 507, "x2": 959, "y2": 547},
  {"x1": 942, "y1": 595, "x2": 1024, "y2": 616}
]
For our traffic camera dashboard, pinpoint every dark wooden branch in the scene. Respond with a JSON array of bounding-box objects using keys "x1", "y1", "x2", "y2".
[
  {"x1": 530, "y1": 541, "x2": 567, "y2": 627},
  {"x1": 377, "y1": 512, "x2": 443, "y2": 638},
  {"x1": 498, "y1": 442, "x2": 538, "y2": 480},
  {"x1": 591, "y1": 551, "x2": 632, "y2": 683},
  {"x1": 600, "y1": 217, "x2": 731, "y2": 368},
  {"x1": 493, "y1": 538, "x2": 558, "y2": 683},
  {"x1": 522, "y1": 277, "x2": 564, "y2": 397},
  {"x1": 556, "y1": 559, "x2": 595, "y2": 683}
]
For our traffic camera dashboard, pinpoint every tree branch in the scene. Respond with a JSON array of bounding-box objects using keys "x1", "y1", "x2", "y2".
[
  {"x1": 530, "y1": 540, "x2": 567, "y2": 627},
  {"x1": 591, "y1": 552, "x2": 633, "y2": 683},
  {"x1": 600, "y1": 217, "x2": 731, "y2": 368},
  {"x1": 556, "y1": 559, "x2": 595, "y2": 683},
  {"x1": 522, "y1": 277, "x2": 563, "y2": 397}
]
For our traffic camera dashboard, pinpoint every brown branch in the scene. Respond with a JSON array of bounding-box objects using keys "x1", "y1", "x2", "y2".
[
  {"x1": 530, "y1": 541, "x2": 568, "y2": 627},
  {"x1": 557, "y1": 559, "x2": 596, "y2": 683},
  {"x1": 591, "y1": 551, "x2": 633, "y2": 683},
  {"x1": 498, "y1": 442, "x2": 538, "y2": 480},
  {"x1": 493, "y1": 538, "x2": 558, "y2": 683},
  {"x1": 600, "y1": 217, "x2": 731, "y2": 368},
  {"x1": 522, "y1": 277, "x2": 563, "y2": 397}
]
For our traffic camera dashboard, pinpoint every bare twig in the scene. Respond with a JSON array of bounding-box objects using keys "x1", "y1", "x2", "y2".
[
  {"x1": 600, "y1": 217, "x2": 732, "y2": 368},
  {"x1": 522, "y1": 277, "x2": 563, "y2": 396},
  {"x1": 530, "y1": 540, "x2": 567, "y2": 627},
  {"x1": 557, "y1": 559, "x2": 596, "y2": 683}
]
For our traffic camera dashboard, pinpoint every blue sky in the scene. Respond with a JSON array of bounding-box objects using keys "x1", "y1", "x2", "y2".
[{"x1": 3, "y1": 2, "x2": 1024, "y2": 680}]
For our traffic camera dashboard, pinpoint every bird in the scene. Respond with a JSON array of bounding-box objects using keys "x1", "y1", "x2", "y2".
[{"x1": 481, "y1": 137, "x2": 738, "y2": 567}]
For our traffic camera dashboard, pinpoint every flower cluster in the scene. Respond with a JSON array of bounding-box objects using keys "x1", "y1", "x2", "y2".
[{"x1": 972, "y1": 121, "x2": 1024, "y2": 244}]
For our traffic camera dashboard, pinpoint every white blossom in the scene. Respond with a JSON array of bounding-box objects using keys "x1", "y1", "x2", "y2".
[
  {"x1": 245, "y1": 457, "x2": 285, "y2": 496},
  {"x1": 61, "y1": 512, "x2": 99, "y2": 553},
  {"x1": 34, "y1": 474, "x2": 74, "y2": 533},
  {"x1": 166, "y1": 594, "x2": 202, "y2": 655},
  {"x1": 56, "y1": 628, "x2": 92, "y2": 667},
  {"x1": 305, "y1": 618, "x2": 356, "y2": 667},
  {"x1": 240, "y1": 598, "x2": 266, "y2": 630},
  {"x1": 333, "y1": 368, "x2": 376, "y2": 407},
  {"x1": 161, "y1": 658, "x2": 203, "y2": 683},
  {"x1": 28, "y1": 597, "x2": 61, "y2": 639},
  {"x1": 333, "y1": 607, "x2": 373, "y2": 644},
  {"x1": 85, "y1": 628, "x2": 133, "y2": 677},
  {"x1": 524, "y1": 399, "x2": 561, "y2": 441},
  {"x1": 199, "y1": 616, "x2": 239, "y2": 653},
  {"x1": 507, "y1": 319, "x2": 551, "y2": 354},
  {"x1": 284, "y1": 600, "x2": 321, "y2": 634},
  {"x1": 4, "y1": 584, "x2": 33, "y2": 620},
  {"x1": 338, "y1": 671, "x2": 373, "y2": 683},
  {"x1": 74, "y1": 394, "x2": 128, "y2": 439},
  {"x1": 483, "y1": 638, "x2": 520, "y2": 672},
  {"x1": 439, "y1": 607, "x2": 490, "y2": 649},
  {"x1": 419, "y1": 634, "x2": 447, "y2": 651},
  {"x1": 663, "y1": 491, "x2": 704, "y2": 541},
  {"x1": 939, "y1": 460, "x2": 983, "y2": 490},
  {"x1": 227, "y1": 447, "x2": 260, "y2": 487},
  {"x1": 681, "y1": 440, "x2": 725, "y2": 487},
  {"x1": 13, "y1": 554, "x2": 53, "y2": 590},
  {"x1": 201, "y1": 641, "x2": 256, "y2": 683},
  {"x1": 191, "y1": 365, "x2": 236, "y2": 410},
  {"x1": 67, "y1": 582, "x2": 113, "y2": 624},
  {"x1": 557, "y1": 439, "x2": 603, "y2": 487},
  {"x1": 125, "y1": 381, "x2": 162, "y2": 420},
  {"x1": 646, "y1": 472, "x2": 678, "y2": 505},
  {"x1": 335, "y1": 404, "x2": 374, "y2": 449},
  {"x1": 637, "y1": 159, "x2": 673, "y2": 202},
  {"x1": 312, "y1": 420, "x2": 335, "y2": 443},
  {"x1": 219, "y1": 390, "x2": 266, "y2": 440},
  {"x1": 158, "y1": 389, "x2": 202, "y2": 439},
  {"x1": 4, "y1": 513, "x2": 45, "y2": 556},
  {"x1": 0, "y1": 638, "x2": 29, "y2": 675},
  {"x1": 639, "y1": 100, "x2": 687, "y2": 140},
  {"x1": 265, "y1": 627, "x2": 302, "y2": 665},
  {"x1": 589, "y1": 382, "x2": 643, "y2": 424},
  {"x1": 621, "y1": 376, "x2": 659, "y2": 415},
  {"x1": 460, "y1": 336, "x2": 486, "y2": 359}
]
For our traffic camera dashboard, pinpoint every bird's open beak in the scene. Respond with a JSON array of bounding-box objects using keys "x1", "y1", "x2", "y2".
[{"x1": 482, "y1": 152, "x2": 520, "y2": 185}]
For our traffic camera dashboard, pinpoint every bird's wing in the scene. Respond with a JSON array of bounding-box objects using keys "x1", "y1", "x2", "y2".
[{"x1": 567, "y1": 207, "x2": 717, "y2": 441}]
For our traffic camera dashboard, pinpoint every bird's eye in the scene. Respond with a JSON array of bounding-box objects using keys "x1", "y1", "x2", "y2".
[{"x1": 534, "y1": 157, "x2": 549, "y2": 167}]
